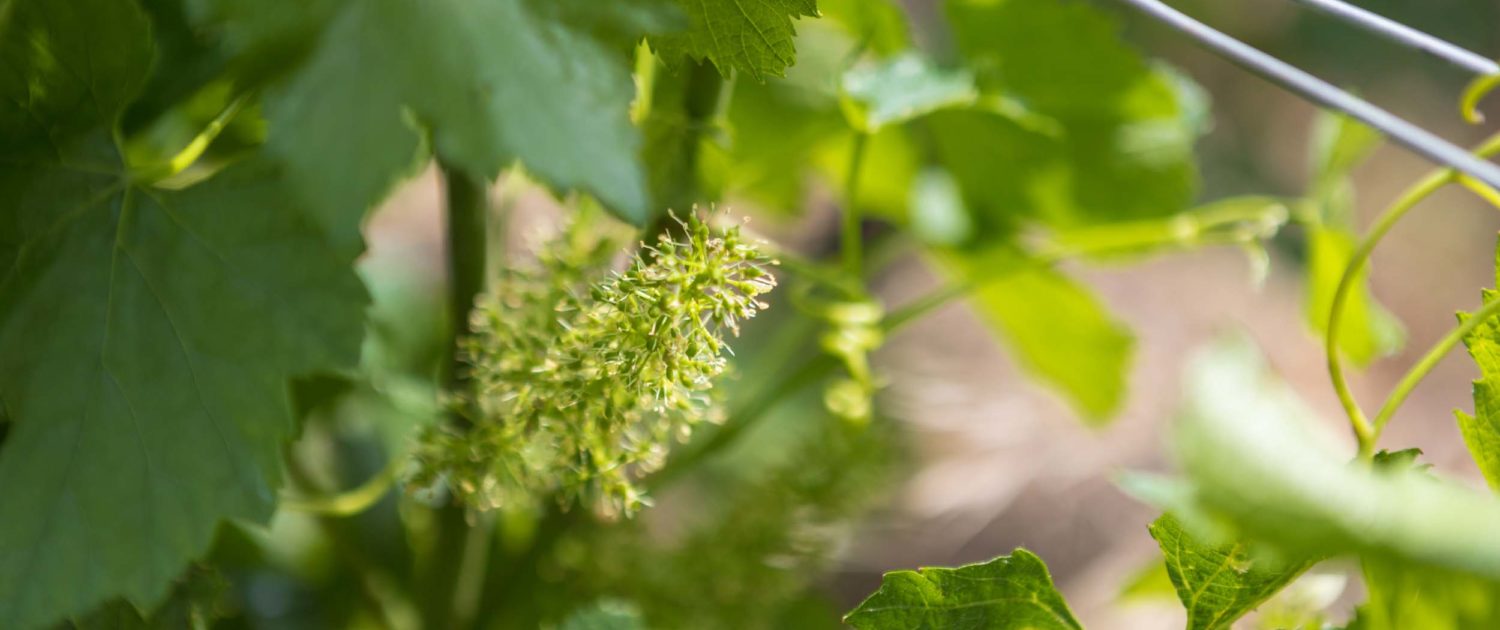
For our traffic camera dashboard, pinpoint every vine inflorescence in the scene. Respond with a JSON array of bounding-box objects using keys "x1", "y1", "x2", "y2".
[{"x1": 411, "y1": 211, "x2": 778, "y2": 517}]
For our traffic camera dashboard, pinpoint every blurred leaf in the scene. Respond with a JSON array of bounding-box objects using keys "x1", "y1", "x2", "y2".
[
  {"x1": 1345, "y1": 558, "x2": 1500, "y2": 630},
  {"x1": 843, "y1": 549, "x2": 1083, "y2": 630},
  {"x1": 1310, "y1": 111, "x2": 1382, "y2": 198},
  {"x1": 1117, "y1": 557, "x2": 1176, "y2": 602},
  {"x1": 817, "y1": 0, "x2": 910, "y2": 55},
  {"x1": 649, "y1": 0, "x2": 818, "y2": 80},
  {"x1": 940, "y1": 249, "x2": 1134, "y2": 422},
  {"x1": 194, "y1": 0, "x2": 681, "y2": 233},
  {"x1": 1159, "y1": 336, "x2": 1500, "y2": 579},
  {"x1": 71, "y1": 567, "x2": 227, "y2": 630},
  {"x1": 909, "y1": 169, "x2": 974, "y2": 246},
  {"x1": 1047, "y1": 196, "x2": 1287, "y2": 262},
  {"x1": 559, "y1": 600, "x2": 645, "y2": 630},
  {"x1": 1458, "y1": 242, "x2": 1500, "y2": 491},
  {"x1": 933, "y1": 0, "x2": 1201, "y2": 236},
  {"x1": 1301, "y1": 111, "x2": 1401, "y2": 365},
  {"x1": 839, "y1": 54, "x2": 976, "y2": 133},
  {"x1": 1304, "y1": 227, "x2": 1405, "y2": 365},
  {"x1": 0, "y1": 1, "x2": 368, "y2": 626},
  {"x1": 1149, "y1": 513, "x2": 1312, "y2": 630}
]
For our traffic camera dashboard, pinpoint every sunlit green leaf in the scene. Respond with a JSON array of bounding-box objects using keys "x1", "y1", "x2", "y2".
[
  {"x1": 1347, "y1": 558, "x2": 1500, "y2": 630},
  {"x1": 1458, "y1": 239, "x2": 1500, "y2": 491},
  {"x1": 844, "y1": 549, "x2": 1082, "y2": 630},
  {"x1": 1149, "y1": 513, "x2": 1312, "y2": 630},
  {"x1": 1305, "y1": 226, "x2": 1405, "y2": 364},
  {"x1": 940, "y1": 249, "x2": 1133, "y2": 422}
]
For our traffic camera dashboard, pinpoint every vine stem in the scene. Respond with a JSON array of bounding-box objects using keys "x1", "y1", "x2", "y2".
[
  {"x1": 843, "y1": 133, "x2": 869, "y2": 277},
  {"x1": 1326, "y1": 132, "x2": 1500, "y2": 456},
  {"x1": 419, "y1": 163, "x2": 490, "y2": 630},
  {"x1": 1370, "y1": 297, "x2": 1500, "y2": 442},
  {"x1": 883, "y1": 201, "x2": 1289, "y2": 331}
]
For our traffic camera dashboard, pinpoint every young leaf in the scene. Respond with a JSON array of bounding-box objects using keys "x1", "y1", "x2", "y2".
[
  {"x1": 843, "y1": 549, "x2": 1083, "y2": 630},
  {"x1": 1302, "y1": 111, "x2": 1403, "y2": 365},
  {"x1": 1149, "y1": 513, "x2": 1313, "y2": 630},
  {"x1": 0, "y1": 1, "x2": 368, "y2": 627},
  {"x1": 1157, "y1": 336, "x2": 1500, "y2": 580},
  {"x1": 1457, "y1": 238, "x2": 1500, "y2": 491},
  {"x1": 649, "y1": 0, "x2": 819, "y2": 80},
  {"x1": 1305, "y1": 226, "x2": 1405, "y2": 364},
  {"x1": 939, "y1": 249, "x2": 1134, "y2": 423}
]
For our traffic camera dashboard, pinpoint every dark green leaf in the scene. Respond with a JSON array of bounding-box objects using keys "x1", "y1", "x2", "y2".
[
  {"x1": 650, "y1": 0, "x2": 819, "y2": 80},
  {"x1": 197, "y1": 0, "x2": 681, "y2": 231},
  {"x1": 844, "y1": 549, "x2": 1082, "y2": 630},
  {"x1": 0, "y1": 1, "x2": 367, "y2": 626},
  {"x1": 1149, "y1": 513, "x2": 1312, "y2": 630}
]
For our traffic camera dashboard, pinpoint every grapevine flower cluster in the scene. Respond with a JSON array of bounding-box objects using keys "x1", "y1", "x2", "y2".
[{"x1": 412, "y1": 212, "x2": 777, "y2": 517}]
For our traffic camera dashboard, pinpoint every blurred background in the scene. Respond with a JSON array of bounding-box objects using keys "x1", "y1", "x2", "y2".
[{"x1": 293, "y1": 1, "x2": 1500, "y2": 628}]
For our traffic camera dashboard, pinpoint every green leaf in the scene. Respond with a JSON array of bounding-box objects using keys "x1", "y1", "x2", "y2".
[
  {"x1": 70, "y1": 567, "x2": 227, "y2": 630},
  {"x1": 1458, "y1": 241, "x2": 1500, "y2": 491},
  {"x1": 844, "y1": 549, "x2": 1083, "y2": 630},
  {"x1": 1149, "y1": 513, "x2": 1313, "y2": 630},
  {"x1": 839, "y1": 54, "x2": 976, "y2": 133},
  {"x1": 0, "y1": 1, "x2": 367, "y2": 627},
  {"x1": 1346, "y1": 557, "x2": 1500, "y2": 630},
  {"x1": 199, "y1": 0, "x2": 681, "y2": 232},
  {"x1": 650, "y1": 0, "x2": 819, "y2": 80},
  {"x1": 817, "y1": 0, "x2": 910, "y2": 55},
  {"x1": 940, "y1": 249, "x2": 1134, "y2": 422},
  {"x1": 1301, "y1": 111, "x2": 1402, "y2": 365},
  {"x1": 1310, "y1": 111, "x2": 1382, "y2": 197},
  {"x1": 1157, "y1": 336, "x2": 1500, "y2": 580},
  {"x1": 560, "y1": 600, "x2": 645, "y2": 630},
  {"x1": 932, "y1": 0, "x2": 1201, "y2": 234},
  {"x1": 1304, "y1": 226, "x2": 1405, "y2": 365}
]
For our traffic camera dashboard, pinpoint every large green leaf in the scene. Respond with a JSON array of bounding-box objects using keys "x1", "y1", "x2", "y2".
[
  {"x1": 1149, "y1": 514, "x2": 1312, "y2": 630},
  {"x1": 1458, "y1": 242, "x2": 1500, "y2": 491},
  {"x1": 843, "y1": 549, "x2": 1082, "y2": 630},
  {"x1": 0, "y1": 1, "x2": 368, "y2": 627},
  {"x1": 650, "y1": 0, "x2": 819, "y2": 80},
  {"x1": 1154, "y1": 336, "x2": 1500, "y2": 579},
  {"x1": 940, "y1": 249, "x2": 1134, "y2": 422},
  {"x1": 193, "y1": 0, "x2": 681, "y2": 232},
  {"x1": 933, "y1": 0, "x2": 1201, "y2": 234}
]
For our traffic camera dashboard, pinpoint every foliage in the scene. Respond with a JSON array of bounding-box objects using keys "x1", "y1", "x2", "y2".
[
  {"x1": 6, "y1": 0, "x2": 1500, "y2": 627},
  {"x1": 1148, "y1": 514, "x2": 1312, "y2": 630}
]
